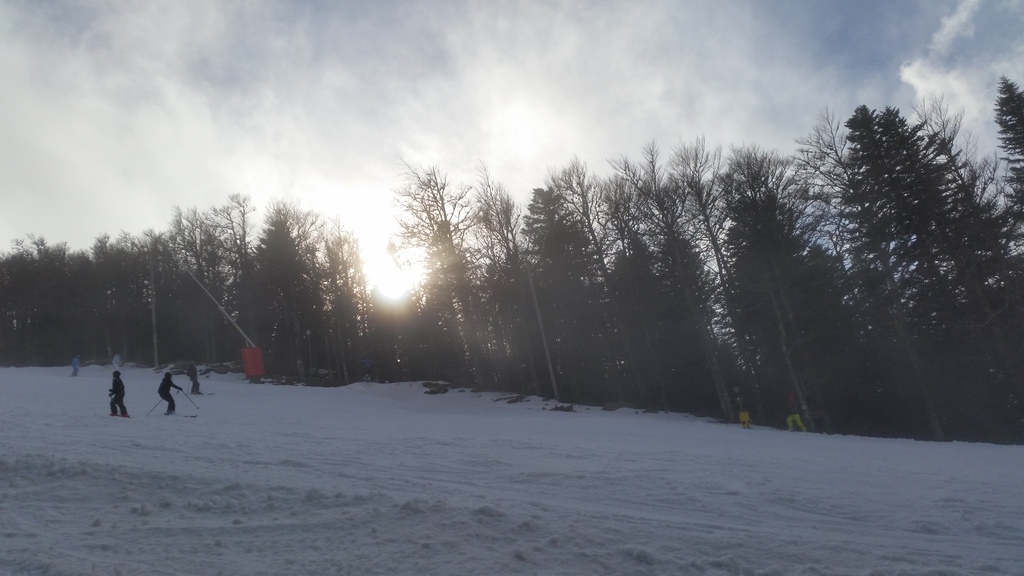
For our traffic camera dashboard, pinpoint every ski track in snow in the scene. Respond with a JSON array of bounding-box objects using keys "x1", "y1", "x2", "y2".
[{"x1": 1, "y1": 366, "x2": 1022, "y2": 575}]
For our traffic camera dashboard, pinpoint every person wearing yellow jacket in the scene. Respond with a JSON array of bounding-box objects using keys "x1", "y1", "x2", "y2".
[
  {"x1": 786, "y1": 394, "x2": 807, "y2": 432},
  {"x1": 733, "y1": 387, "x2": 752, "y2": 429}
]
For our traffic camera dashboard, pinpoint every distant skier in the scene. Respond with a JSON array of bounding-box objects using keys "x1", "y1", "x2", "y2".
[
  {"x1": 158, "y1": 372, "x2": 183, "y2": 415},
  {"x1": 71, "y1": 355, "x2": 80, "y2": 377},
  {"x1": 358, "y1": 356, "x2": 373, "y2": 382},
  {"x1": 112, "y1": 354, "x2": 122, "y2": 369},
  {"x1": 187, "y1": 363, "x2": 201, "y2": 394},
  {"x1": 109, "y1": 370, "x2": 129, "y2": 417},
  {"x1": 733, "y1": 387, "x2": 752, "y2": 429},
  {"x1": 786, "y1": 393, "x2": 807, "y2": 432}
]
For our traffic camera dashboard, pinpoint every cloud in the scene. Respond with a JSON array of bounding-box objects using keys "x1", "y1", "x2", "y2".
[
  {"x1": 929, "y1": 0, "x2": 980, "y2": 55},
  {"x1": 900, "y1": 0, "x2": 1024, "y2": 151},
  {"x1": 1, "y1": 0, "x2": 1022, "y2": 258}
]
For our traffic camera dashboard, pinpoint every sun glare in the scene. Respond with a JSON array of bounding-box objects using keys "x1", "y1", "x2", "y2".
[{"x1": 363, "y1": 255, "x2": 421, "y2": 300}]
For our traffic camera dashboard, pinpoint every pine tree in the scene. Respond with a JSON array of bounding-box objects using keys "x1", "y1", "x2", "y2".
[
  {"x1": 253, "y1": 202, "x2": 323, "y2": 377},
  {"x1": 842, "y1": 106, "x2": 952, "y2": 439},
  {"x1": 995, "y1": 77, "x2": 1024, "y2": 183},
  {"x1": 522, "y1": 186, "x2": 608, "y2": 403},
  {"x1": 723, "y1": 147, "x2": 827, "y2": 431}
]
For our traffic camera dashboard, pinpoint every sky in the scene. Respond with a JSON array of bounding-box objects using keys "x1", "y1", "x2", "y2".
[
  {"x1": 1, "y1": 0, "x2": 1022, "y2": 280},
  {"x1": 1, "y1": 364, "x2": 1022, "y2": 574}
]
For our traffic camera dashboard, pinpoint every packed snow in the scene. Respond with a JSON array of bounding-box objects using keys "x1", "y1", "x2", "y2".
[{"x1": 0, "y1": 365, "x2": 1022, "y2": 576}]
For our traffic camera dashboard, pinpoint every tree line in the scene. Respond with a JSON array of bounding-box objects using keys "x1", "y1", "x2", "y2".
[{"x1": 3, "y1": 78, "x2": 1024, "y2": 442}]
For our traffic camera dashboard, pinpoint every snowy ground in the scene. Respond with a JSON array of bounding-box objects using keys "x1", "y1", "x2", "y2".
[{"x1": 0, "y1": 366, "x2": 1022, "y2": 576}]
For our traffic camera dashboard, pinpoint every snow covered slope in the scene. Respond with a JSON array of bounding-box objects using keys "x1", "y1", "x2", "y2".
[{"x1": 0, "y1": 365, "x2": 1022, "y2": 575}]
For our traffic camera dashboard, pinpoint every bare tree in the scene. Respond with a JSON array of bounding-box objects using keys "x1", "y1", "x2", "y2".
[
  {"x1": 395, "y1": 162, "x2": 486, "y2": 386},
  {"x1": 471, "y1": 166, "x2": 537, "y2": 393},
  {"x1": 670, "y1": 137, "x2": 729, "y2": 288},
  {"x1": 614, "y1": 142, "x2": 734, "y2": 419}
]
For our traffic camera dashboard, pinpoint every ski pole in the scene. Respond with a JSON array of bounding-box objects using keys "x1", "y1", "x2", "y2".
[
  {"x1": 146, "y1": 399, "x2": 163, "y2": 416},
  {"x1": 180, "y1": 390, "x2": 200, "y2": 409}
]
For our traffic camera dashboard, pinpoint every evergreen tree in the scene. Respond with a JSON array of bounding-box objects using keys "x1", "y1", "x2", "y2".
[
  {"x1": 522, "y1": 186, "x2": 607, "y2": 403},
  {"x1": 841, "y1": 105, "x2": 954, "y2": 439},
  {"x1": 995, "y1": 76, "x2": 1024, "y2": 196},
  {"x1": 253, "y1": 201, "x2": 323, "y2": 377},
  {"x1": 721, "y1": 146, "x2": 852, "y2": 432}
]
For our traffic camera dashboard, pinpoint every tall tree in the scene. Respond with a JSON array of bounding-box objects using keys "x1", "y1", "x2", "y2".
[
  {"x1": 169, "y1": 206, "x2": 229, "y2": 361},
  {"x1": 722, "y1": 146, "x2": 847, "y2": 432},
  {"x1": 90, "y1": 233, "x2": 152, "y2": 364},
  {"x1": 615, "y1": 143, "x2": 733, "y2": 418},
  {"x1": 320, "y1": 220, "x2": 368, "y2": 383},
  {"x1": 843, "y1": 106, "x2": 948, "y2": 439},
  {"x1": 253, "y1": 201, "x2": 323, "y2": 377},
  {"x1": 916, "y1": 98, "x2": 1024, "y2": 439},
  {"x1": 522, "y1": 185, "x2": 607, "y2": 402},
  {"x1": 670, "y1": 137, "x2": 729, "y2": 292},
  {"x1": 603, "y1": 174, "x2": 669, "y2": 406},
  {"x1": 210, "y1": 194, "x2": 259, "y2": 349},
  {"x1": 995, "y1": 76, "x2": 1024, "y2": 198},
  {"x1": 546, "y1": 158, "x2": 638, "y2": 402},
  {"x1": 395, "y1": 163, "x2": 485, "y2": 387},
  {"x1": 470, "y1": 167, "x2": 537, "y2": 393}
]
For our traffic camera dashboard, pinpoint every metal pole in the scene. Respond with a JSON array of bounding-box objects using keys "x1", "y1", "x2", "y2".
[
  {"x1": 183, "y1": 267, "x2": 257, "y2": 348},
  {"x1": 526, "y1": 263, "x2": 559, "y2": 402},
  {"x1": 324, "y1": 333, "x2": 332, "y2": 380},
  {"x1": 306, "y1": 329, "x2": 313, "y2": 373},
  {"x1": 150, "y1": 250, "x2": 159, "y2": 368}
]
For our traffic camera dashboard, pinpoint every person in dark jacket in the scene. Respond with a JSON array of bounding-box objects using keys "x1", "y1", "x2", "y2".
[
  {"x1": 186, "y1": 363, "x2": 201, "y2": 394},
  {"x1": 158, "y1": 372, "x2": 183, "y2": 415},
  {"x1": 109, "y1": 370, "x2": 128, "y2": 417}
]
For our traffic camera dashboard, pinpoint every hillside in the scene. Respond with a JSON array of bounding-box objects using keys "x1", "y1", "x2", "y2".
[{"x1": 1, "y1": 365, "x2": 1022, "y2": 575}]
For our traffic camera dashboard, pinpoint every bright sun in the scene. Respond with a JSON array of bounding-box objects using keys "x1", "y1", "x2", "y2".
[{"x1": 363, "y1": 255, "x2": 420, "y2": 300}]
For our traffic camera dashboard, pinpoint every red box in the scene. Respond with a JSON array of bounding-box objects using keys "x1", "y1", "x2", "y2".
[{"x1": 241, "y1": 347, "x2": 265, "y2": 378}]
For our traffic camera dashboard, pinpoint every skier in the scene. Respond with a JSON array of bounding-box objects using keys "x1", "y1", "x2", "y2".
[
  {"x1": 71, "y1": 355, "x2": 80, "y2": 377},
  {"x1": 109, "y1": 370, "x2": 129, "y2": 417},
  {"x1": 733, "y1": 387, "x2": 752, "y2": 429},
  {"x1": 358, "y1": 356, "x2": 373, "y2": 381},
  {"x1": 158, "y1": 372, "x2": 183, "y2": 415},
  {"x1": 786, "y1": 393, "x2": 807, "y2": 432},
  {"x1": 187, "y1": 363, "x2": 201, "y2": 394},
  {"x1": 112, "y1": 354, "x2": 121, "y2": 370}
]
